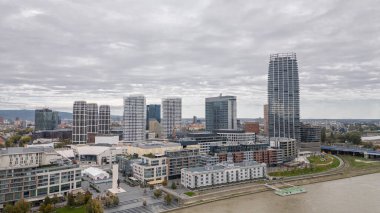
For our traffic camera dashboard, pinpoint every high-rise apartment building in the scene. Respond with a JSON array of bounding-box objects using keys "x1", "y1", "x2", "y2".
[
  {"x1": 86, "y1": 103, "x2": 98, "y2": 133},
  {"x1": 264, "y1": 104, "x2": 269, "y2": 136},
  {"x1": 123, "y1": 95, "x2": 146, "y2": 141},
  {"x1": 300, "y1": 123, "x2": 321, "y2": 153},
  {"x1": 35, "y1": 108, "x2": 60, "y2": 131},
  {"x1": 205, "y1": 95, "x2": 237, "y2": 131},
  {"x1": 268, "y1": 53, "x2": 300, "y2": 142},
  {"x1": 72, "y1": 101, "x2": 87, "y2": 144},
  {"x1": 146, "y1": 104, "x2": 161, "y2": 129},
  {"x1": 98, "y1": 105, "x2": 111, "y2": 135},
  {"x1": 162, "y1": 98, "x2": 182, "y2": 138}
]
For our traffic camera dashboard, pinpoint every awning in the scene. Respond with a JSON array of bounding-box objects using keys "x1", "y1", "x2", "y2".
[{"x1": 147, "y1": 179, "x2": 164, "y2": 185}]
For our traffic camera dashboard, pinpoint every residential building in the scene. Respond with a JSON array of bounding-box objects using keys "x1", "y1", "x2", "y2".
[
  {"x1": 87, "y1": 103, "x2": 98, "y2": 143},
  {"x1": 146, "y1": 104, "x2": 161, "y2": 130},
  {"x1": 268, "y1": 53, "x2": 300, "y2": 142},
  {"x1": 162, "y1": 98, "x2": 182, "y2": 138},
  {"x1": 205, "y1": 95, "x2": 237, "y2": 131},
  {"x1": 165, "y1": 149, "x2": 201, "y2": 179},
  {"x1": 264, "y1": 104, "x2": 269, "y2": 136},
  {"x1": 123, "y1": 95, "x2": 146, "y2": 141},
  {"x1": 98, "y1": 105, "x2": 111, "y2": 135},
  {"x1": 300, "y1": 124, "x2": 321, "y2": 153},
  {"x1": 132, "y1": 155, "x2": 168, "y2": 184},
  {"x1": 72, "y1": 101, "x2": 87, "y2": 144},
  {"x1": 0, "y1": 147, "x2": 81, "y2": 206},
  {"x1": 270, "y1": 137, "x2": 298, "y2": 162},
  {"x1": 244, "y1": 122, "x2": 260, "y2": 134},
  {"x1": 35, "y1": 108, "x2": 60, "y2": 131},
  {"x1": 181, "y1": 161, "x2": 266, "y2": 189},
  {"x1": 217, "y1": 132, "x2": 256, "y2": 145},
  {"x1": 125, "y1": 141, "x2": 182, "y2": 157}
]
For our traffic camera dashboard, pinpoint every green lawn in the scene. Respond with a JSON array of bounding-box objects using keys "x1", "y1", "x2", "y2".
[
  {"x1": 184, "y1": 191, "x2": 195, "y2": 197},
  {"x1": 269, "y1": 155, "x2": 340, "y2": 177},
  {"x1": 56, "y1": 206, "x2": 86, "y2": 213},
  {"x1": 340, "y1": 155, "x2": 380, "y2": 169},
  {"x1": 308, "y1": 155, "x2": 333, "y2": 165}
]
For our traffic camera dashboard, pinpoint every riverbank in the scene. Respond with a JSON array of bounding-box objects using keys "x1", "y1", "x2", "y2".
[
  {"x1": 171, "y1": 173, "x2": 380, "y2": 213},
  {"x1": 165, "y1": 155, "x2": 380, "y2": 212}
]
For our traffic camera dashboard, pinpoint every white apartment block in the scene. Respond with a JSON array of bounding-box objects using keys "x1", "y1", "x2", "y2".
[
  {"x1": 181, "y1": 161, "x2": 266, "y2": 189},
  {"x1": 123, "y1": 95, "x2": 146, "y2": 141},
  {"x1": 72, "y1": 101, "x2": 87, "y2": 144},
  {"x1": 162, "y1": 98, "x2": 182, "y2": 138},
  {"x1": 132, "y1": 156, "x2": 168, "y2": 183}
]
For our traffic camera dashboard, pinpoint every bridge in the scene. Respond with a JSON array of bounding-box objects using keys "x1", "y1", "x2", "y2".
[{"x1": 321, "y1": 145, "x2": 380, "y2": 159}]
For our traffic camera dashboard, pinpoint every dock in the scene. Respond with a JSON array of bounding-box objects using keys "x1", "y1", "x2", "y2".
[{"x1": 265, "y1": 183, "x2": 307, "y2": 196}]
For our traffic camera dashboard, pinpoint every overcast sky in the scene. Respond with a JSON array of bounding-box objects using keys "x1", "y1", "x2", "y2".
[{"x1": 0, "y1": 0, "x2": 379, "y2": 119}]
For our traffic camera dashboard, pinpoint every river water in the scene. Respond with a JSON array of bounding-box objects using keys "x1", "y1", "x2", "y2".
[{"x1": 174, "y1": 173, "x2": 380, "y2": 213}]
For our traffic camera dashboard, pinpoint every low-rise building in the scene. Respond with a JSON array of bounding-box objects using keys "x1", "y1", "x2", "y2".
[
  {"x1": 132, "y1": 155, "x2": 168, "y2": 184},
  {"x1": 181, "y1": 161, "x2": 266, "y2": 189},
  {"x1": 270, "y1": 137, "x2": 297, "y2": 162},
  {"x1": 125, "y1": 141, "x2": 182, "y2": 157},
  {"x1": 82, "y1": 167, "x2": 110, "y2": 183},
  {"x1": 0, "y1": 147, "x2": 81, "y2": 207},
  {"x1": 165, "y1": 149, "x2": 201, "y2": 179}
]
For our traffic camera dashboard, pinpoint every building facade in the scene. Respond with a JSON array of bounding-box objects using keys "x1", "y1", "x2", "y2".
[
  {"x1": 146, "y1": 104, "x2": 161, "y2": 130},
  {"x1": 165, "y1": 149, "x2": 201, "y2": 179},
  {"x1": 35, "y1": 108, "x2": 60, "y2": 131},
  {"x1": 132, "y1": 156, "x2": 168, "y2": 183},
  {"x1": 181, "y1": 161, "x2": 266, "y2": 189},
  {"x1": 98, "y1": 105, "x2": 111, "y2": 135},
  {"x1": 268, "y1": 53, "x2": 300, "y2": 142},
  {"x1": 264, "y1": 104, "x2": 269, "y2": 136},
  {"x1": 244, "y1": 122, "x2": 260, "y2": 134},
  {"x1": 123, "y1": 95, "x2": 146, "y2": 141},
  {"x1": 300, "y1": 124, "x2": 321, "y2": 153},
  {"x1": 205, "y1": 95, "x2": 237, "y2": 131},
  {"x1": 72, "y1": 101, "x2": 87, "y2": 144},
  {"x1": 270, "y1": 137, "x2": 298, "y2": 162},
  {"x1": 0, "y1": 147, "x2": 81, "y2": 206},
  {"x1": 161, "y1": 98, "x2": 182, "y2": 138}
]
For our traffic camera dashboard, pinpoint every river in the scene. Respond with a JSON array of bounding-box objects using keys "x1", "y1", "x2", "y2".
[{"x1": 173, "y1": 173, "x2": 380, "y2": 213}]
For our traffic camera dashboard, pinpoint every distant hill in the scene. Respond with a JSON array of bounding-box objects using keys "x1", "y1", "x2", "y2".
[{"x1": 0, "y1": 110, "x2": 122, "y2": 121}]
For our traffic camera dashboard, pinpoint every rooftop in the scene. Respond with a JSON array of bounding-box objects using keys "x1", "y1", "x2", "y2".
[
  {"x1": 184, "y1": 161, "x2": 264, "y2": 173},
  {"x1": 0, "y1": 147, "x2": 54, "y2": 155}
]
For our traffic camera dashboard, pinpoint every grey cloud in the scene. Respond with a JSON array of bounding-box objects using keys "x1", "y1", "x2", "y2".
[{"x1": 0, "y1": 0, "x2": 379, "y2": 118}]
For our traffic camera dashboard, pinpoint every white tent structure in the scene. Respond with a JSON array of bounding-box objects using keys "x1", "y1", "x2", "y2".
[{"x1": 82, "y1": 167, "x2": 110, "y2": 183}]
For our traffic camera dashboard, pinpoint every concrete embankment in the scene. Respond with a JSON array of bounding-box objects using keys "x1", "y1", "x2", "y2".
[{"x1": 165, "y1": 156, "x2": 380, "y2": 213}]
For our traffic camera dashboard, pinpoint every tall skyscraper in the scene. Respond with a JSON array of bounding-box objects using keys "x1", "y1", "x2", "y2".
[
  {"x1": 86, "y1": 103, "x2": 98, "y2": 134},
  {"x1": 162, "y1": 98, "x2": 182, "y2": 138},
  {"x1": 35, "y1": 108, "x2": 60, "y2": 131},
  {"x1": 205, "y1": 95, "x2": 237, "y2": 131},
  {"x1": 72, "y1": 101, "x2": 87, "y2": 144},
  {"x1": 264, "y1": 104, "x2": 269, "y2": 136},
  {"x1": 146, "y1": 104, "x2": 161, "y2": 129},
  {"x1": 123, "y1": 95, "x2": 146, "y2": 141},
  {"x1": 268, "y1": 53, "x2": 300, "y2": 142},
  {"x1": 99, "y1": 105, "x2": 111, "y2": 134}
]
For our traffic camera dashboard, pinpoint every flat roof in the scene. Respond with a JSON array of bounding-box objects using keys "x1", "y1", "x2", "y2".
[
  {"x1": 0, "y1": 147, "x2": 54, "y2": 155},
  {"x1": 185, "y1": 161, "x2": 263, "y2": 173}
]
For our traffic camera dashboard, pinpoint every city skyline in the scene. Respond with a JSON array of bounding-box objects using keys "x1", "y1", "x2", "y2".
[{"x1": 0, "y1": 1, "x2": 379, "y2": 119}]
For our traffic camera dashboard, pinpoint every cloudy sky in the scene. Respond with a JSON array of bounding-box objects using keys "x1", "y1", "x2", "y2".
[{"x1": 0, "y1": 0, "x2": 379, "y2": 119}]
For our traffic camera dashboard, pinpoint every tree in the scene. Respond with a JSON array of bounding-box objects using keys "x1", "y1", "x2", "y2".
[
  {"x1": 14, "y1": 199, "x2": 30, "y2": 213},
  {"x1": 44, "y1": 196, "x2": 52, "y2": 205},
  {"x1": 52, "y1": 194, "x2": 59, "y2": 208},
  {"x1": 164, "y1": 194, "x2": 172, "y2": 205},
  {"x1": 76, "y1": 192, "x2": 86, "y2": 205},
  {"x1": 84, "y1": 191, "x2": 92, "y2": 204},
  {"x1": 153, "y1": 189, "x2": 162, "y2": 199},
  {"x1": 171, "y1": 182, "x2": 177, "y2": 190},
  {"x1": 104, "y1": 197, "x2": 112, "y2": 208},
  {"x1": 346, "y1": 131, "x2": 362, "y2": 145},
  {"x1": 86, "y1": 199, "x2": 104, "y2": 213},
  {"x1": 39, "y1": 203, "x2": 54, "y2": 213},
  {"x1": 112, "y1": 195, "x2": 119, "y2": 206},
  {"x1": 321, "y1": 128, "x2": 326, "y2": 143},
  {"x1": 162, "y1": 179, "x2": 168, "y2": 186},
  {"x1": 67, "y1": 192, "x2": 75, "y2": 207},
  {"x1": 3, "y1": 204, "x2": 17, "y2": 213}
]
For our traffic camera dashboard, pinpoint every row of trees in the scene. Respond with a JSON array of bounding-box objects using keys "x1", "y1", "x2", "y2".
[
  {"x1": 322, "y1": 129, "x2": 362, "y2": 145},
  {"x1": 3, "y1": 199, "x2": 30, "y2": 213},
  {"x1": 153, "y1": 189, "x2": 173, "y2": 205}
]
